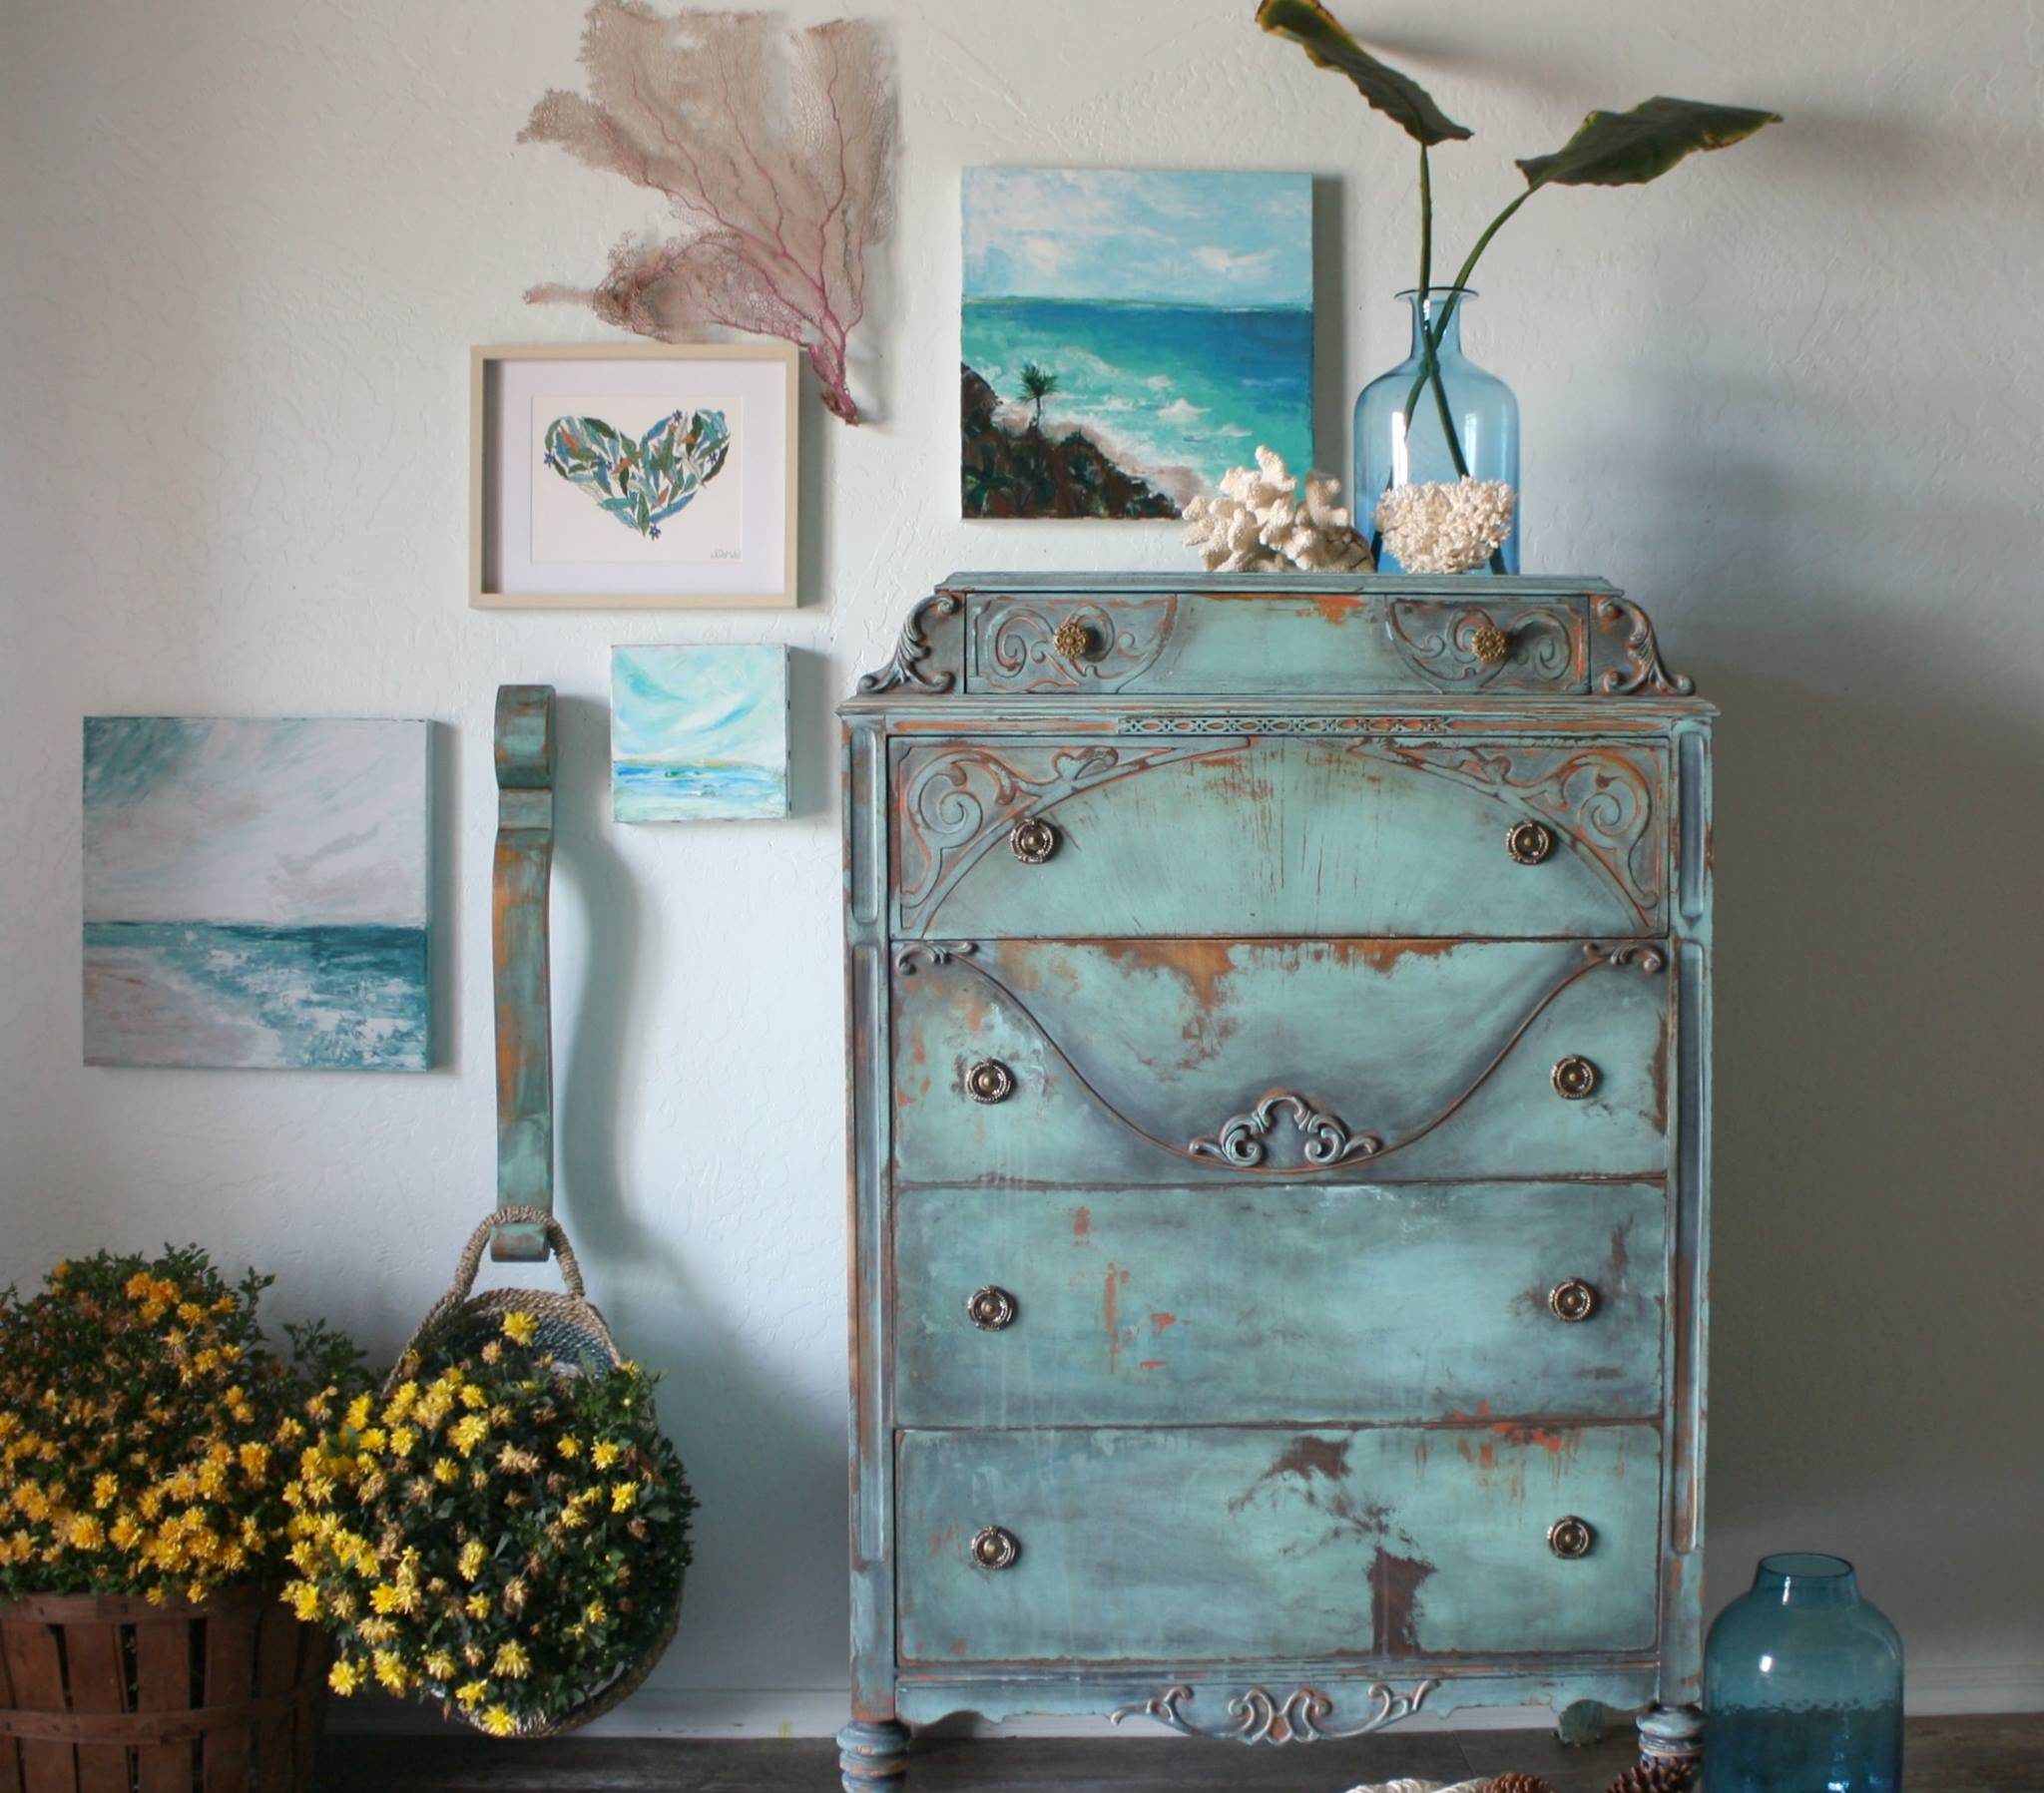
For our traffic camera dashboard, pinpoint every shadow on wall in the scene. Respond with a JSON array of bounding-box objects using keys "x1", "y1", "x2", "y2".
[
  {"x1": 544, "y1": 692, "x2": 850, "y2": 1701},
  {"x1": 1704, "y1": 607, "x2": 2044, "y2": 1653}
]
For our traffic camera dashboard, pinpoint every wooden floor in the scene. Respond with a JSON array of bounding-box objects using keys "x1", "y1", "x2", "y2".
[{"x1": 323, "y1": 1713, "x2": 2041, "y2": 1791}]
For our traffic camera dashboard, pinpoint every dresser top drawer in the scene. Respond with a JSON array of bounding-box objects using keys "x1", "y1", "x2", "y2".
[{"x1": 893, "y1": 735, "x2": 1670, "y2": 940}]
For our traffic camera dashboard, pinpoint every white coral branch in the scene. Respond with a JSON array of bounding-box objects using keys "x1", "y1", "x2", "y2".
[
  {"x1": 1182, "y1": 447, "x2": 1373, "y2": 574},
  {"x1": 1374, "y1": 478, "x2": 1517, "y2": 575}
]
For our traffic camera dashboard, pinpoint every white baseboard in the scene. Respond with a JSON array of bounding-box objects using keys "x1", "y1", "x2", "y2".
[{"x1": 329, "y1": 1665, "x2": 2044, "y2": 1740}]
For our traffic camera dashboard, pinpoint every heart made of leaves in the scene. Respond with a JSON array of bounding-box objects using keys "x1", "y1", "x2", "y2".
[{"x1": 542, "y1": 409, "x2": 732, "y2": 539}]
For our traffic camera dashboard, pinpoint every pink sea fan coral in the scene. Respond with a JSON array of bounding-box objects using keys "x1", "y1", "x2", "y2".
[{"x1": 521, "y1": 3, "x2": 896, "y2": 424}]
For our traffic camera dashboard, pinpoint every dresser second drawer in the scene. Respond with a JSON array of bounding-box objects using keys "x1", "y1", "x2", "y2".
[
  {"x1": 897, "y1": 1181, "x2": 1664, "y2": 1429},
  {"x1": 897, "y1": 1423, "x2": 1662, "y2": 1666}
]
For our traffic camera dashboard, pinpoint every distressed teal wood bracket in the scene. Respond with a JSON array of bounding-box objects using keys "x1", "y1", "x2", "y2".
[{"x1": 492, "y1": 685, "x2": 557, "y2": 1263}]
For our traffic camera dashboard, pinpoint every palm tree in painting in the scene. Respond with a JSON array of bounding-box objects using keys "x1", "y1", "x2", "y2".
[{"x1": 1016, "y1": 362, "x2": 1059, "y2": 430}]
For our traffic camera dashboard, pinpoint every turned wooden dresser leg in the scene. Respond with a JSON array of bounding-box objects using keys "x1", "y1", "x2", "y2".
[
  {"x1": 837, "y1": 1718, "x2": 910, "y2": 1791},
  {"x1": 1637, "y1": 1702, "x2": 1706, "y2": 1773}
]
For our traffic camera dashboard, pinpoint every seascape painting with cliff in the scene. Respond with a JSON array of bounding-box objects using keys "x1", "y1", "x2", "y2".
[{"x1": 961, "y1": 168, "x2": 1313, "y2": 519}]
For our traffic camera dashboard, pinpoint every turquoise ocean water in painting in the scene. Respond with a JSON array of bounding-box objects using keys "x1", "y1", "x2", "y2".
[
  {"x1": 962, "y1": 296, "x2": 1313, "y2": 498},
  {"x1": 612, "y1": 760, "x2": 787, "y2": 822},
  {"x1": 83, "y1": 921, "x2": 428, "y2": 1071}
]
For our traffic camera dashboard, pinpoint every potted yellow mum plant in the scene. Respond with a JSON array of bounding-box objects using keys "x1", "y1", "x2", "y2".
[{"x1": 0, "y1": 1246, "x2": 367, "y2": 1792}]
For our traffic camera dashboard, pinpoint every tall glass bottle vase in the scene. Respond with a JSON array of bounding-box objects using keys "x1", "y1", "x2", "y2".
[
  {"x1": 1705, "y1": 1554, "x2": 1904, "y2": 1793},
  {"x1": 1354, "y1": 286, "x2": 1520, "y2": 573}
]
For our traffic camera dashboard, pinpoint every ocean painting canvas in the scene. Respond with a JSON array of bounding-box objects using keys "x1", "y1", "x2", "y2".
[
  {"x1": 961, "y1": 168, "x2": 1313, "y2": 519},
  {"x1": 82, "y1": 718, "x2": 431, "y2": 1071},
  {"x1": 611, "y1": 646, "x2": 789, "y2": 822}
]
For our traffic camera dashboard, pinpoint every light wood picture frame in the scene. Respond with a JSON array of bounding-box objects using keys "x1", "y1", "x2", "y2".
[{"x1": 470, "y1": 342, "x2": 798, "y2": 609}]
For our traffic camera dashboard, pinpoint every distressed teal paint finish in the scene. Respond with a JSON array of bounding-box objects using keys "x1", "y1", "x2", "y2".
[
  {"x1": 897, "y1": 737, "x2": 1667, "y2": 941},
  {"x1": 894, "y1": 938, "x2": 1668, "y2": 1185},
  {"x1": 897, "y1": 1181, "x2": 1666, "y2": 1427},
  {"x1": 840, "y1": 576, "x2": 1714, "y2": 1778},
  {"x1": 492, "y1": 685, "x2": 556, "y2": 1264},
  {"x1": 896, "y1": 1424, "x2": 1661, "y2": 1664}
]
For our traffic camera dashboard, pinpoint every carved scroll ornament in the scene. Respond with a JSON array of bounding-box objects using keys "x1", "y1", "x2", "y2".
[
  {"x1": 974, "y1": 596, "x2": 1180, "y2": 691},
  {"x1": 1386, "y1": 600, "x2": 1583, "y2": 689},
  {"x1": 856, "y1": 590, "x2": 961, "y2": 694},
  {"x1": 1111, "y1": 1678, "x2": 1438, "y2": 1744}
]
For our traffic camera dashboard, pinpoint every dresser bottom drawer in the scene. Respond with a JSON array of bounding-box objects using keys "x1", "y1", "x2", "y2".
[{"x1": 896, "y1": 1424, "x2": 1660, "y2": 1667}]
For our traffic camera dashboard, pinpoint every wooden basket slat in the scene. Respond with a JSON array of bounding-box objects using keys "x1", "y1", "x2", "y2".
[
  {"x1": 202, "y1": 1604, "x2": 257, "y2": 1793},
  {"x1": 0, "y1": 1624, "x2": 73, "y2": 1793},
  {"x1": 55, "y1": 1625, "x2": 124, "y2": 1793},
  {"x1": 251, "y1": 1604, "x2": 298, "y2": 1793},
  {"x1": 131, "y1": 1619, "x2": 194, "y2": 1793},
  {"x1": 0, "y1": 1617, "x2": 20, "y2": 1793}
]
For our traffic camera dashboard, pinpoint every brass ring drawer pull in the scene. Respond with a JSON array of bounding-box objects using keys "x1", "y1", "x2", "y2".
[
  {"x1": 1551, "y1": 1055, "x2": 1599, "y2": 1100},
  {"x1": 1548, "y1": 1516, "x2": 1595, "y2": 1560},
  {"x1": 965, "y1": 1059, "x2": 1015, "y2": 1104},
  {"x1": 970, "y1": 1525, "x2": 1020, "y2": 1570},
  {"x1": 1506, "y1": 819, "x2": 1554, "y2": 864},
  {"x1": 966, "y1": 1286, "x2": 1017, "y2": 1331},
  {"x1": 1009, "y1": 816, "x2": 1059, "y2": 864},
  {"x1": 1549, "y1": 1278, "x2": 1599, "y2": 1323}
]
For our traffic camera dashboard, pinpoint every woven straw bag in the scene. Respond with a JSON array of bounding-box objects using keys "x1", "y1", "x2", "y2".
[{"x1": 384, "y1": 1204, "x2": 681, "y2": 1737}]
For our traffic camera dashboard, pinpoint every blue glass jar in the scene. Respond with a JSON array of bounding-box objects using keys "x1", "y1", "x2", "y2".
[
  {"x1": 1352, "y1": 286, "x2": 1520, "y2": 573},
  {"x1": 1705, "y1": 1554, "x2": 1904, "y2": 1793}
]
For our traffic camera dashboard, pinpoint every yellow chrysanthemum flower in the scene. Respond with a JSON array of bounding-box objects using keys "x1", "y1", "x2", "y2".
[
  {"x1": 466, "y1": 1590, "x2": 492, "y2": 1619},
  {"x1": 455, "y1": 1679, "x2": 488, "y2": 1708},
  {"x1": 500, "y1": 1312, "x2": 538, "y2": 1346},
  {"x1": 449, "y1": 1416, "x2": 489, "y2": 1459},
  {"x1": 610, "y1": 1482, "x2": 638, "y2": 1514},
  {"x1": 430, "y1": 1458, "x2": 458, "y2": 1485},
  {"x1": 328, "y1": 1658, "x2": 365, "y2": 1697},
  {"x1": 423, "y1": 1650, "x2": 457, "y2": 1681},
  {"x1": 584, "y1": 1598, "x2": 606, "y2": 1626},
  {"x1": 481, "y1": 1706, "x2": 517, "y2": 1738},
  {"x1": 457, "y1": 1539, "x2": 488, "y2": 1581},
  {"x1": 591, "y1": 1442, "x2": 621, "y2": 1470},
  {"x1": 491, "y1": 1641, "x2": 531, "y2": 1679},
  {"x1": 557, "y1": 1436, "x2": 581, "y2": 1460}
]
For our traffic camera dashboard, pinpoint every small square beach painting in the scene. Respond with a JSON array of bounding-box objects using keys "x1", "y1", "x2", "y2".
[
  {"x1": 611, "y1": 645, "x2": 790, "y2": 822},
  {"x1": 82, "y1": 717, "x2": 431, "y2": 1071},
  {"x1": 961, "y1": 167, "x2": 1313, "y2": 519}
]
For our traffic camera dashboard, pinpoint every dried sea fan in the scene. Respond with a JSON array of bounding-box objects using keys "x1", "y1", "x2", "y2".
[
  {"x1": 1182, "y1": 446, "x2": 1374, "y2": 573},
  {"x1": 522, "y1": 3, "x2": 896, "y2": 423},
  {"x1": 1604, "y1": 1760, "x2": 1697, "y2": 1793}
]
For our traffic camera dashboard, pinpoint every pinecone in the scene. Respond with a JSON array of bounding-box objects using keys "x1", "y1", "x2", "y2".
[
  {"x1": 1604, "y1": 1762, "x2": 1697, "y2": 1793},
  {"x1": 1487, "y1": 1777, "x2": 1557, "y2": 1793}
]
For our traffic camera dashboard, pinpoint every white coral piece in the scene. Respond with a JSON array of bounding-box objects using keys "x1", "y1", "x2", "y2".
[
  {"x1": 1374, "y1": 477, "x2": 1517, "y2": 575},
  {"x1": 1182, "y1": 446, "x2": 1373, "y2": 573}
]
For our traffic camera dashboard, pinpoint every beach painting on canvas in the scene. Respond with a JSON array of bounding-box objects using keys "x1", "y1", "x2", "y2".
[
  {"x1": 961, "y1": 167, "x2": 1313, "y2": 519},
  {"x1": 82, "y1": 717, "x2": 431, "y2": 1071},
  {"x1": 611, "y1": 645, "x2": 789, "y2": 822}
]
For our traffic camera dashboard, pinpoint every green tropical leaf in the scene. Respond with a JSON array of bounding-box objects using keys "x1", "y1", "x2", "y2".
[
  {"x1": 1516, "y1": 95, "x2": 1781, "y2": 190},
  {"x1": 1256, "y1": 0, "x2": 1471, "y2": 146}
]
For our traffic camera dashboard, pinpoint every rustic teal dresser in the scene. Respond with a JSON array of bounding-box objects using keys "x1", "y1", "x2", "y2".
[{"x1": 837, "y1": 575, "x2": 1714, "y2": 1785}]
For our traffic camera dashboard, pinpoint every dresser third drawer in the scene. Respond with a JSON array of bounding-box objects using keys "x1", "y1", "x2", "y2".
[
  {"x1": 896, "y1": 1423, "x2": 1662, "y2": 1666},
  {"x1": 896, "y1": 1181, "x2": 1665, "y2": 1429}
]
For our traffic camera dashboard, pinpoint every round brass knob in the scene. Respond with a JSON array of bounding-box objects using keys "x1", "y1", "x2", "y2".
[
  {"x1": 1051, "y1": 617, "x2": 1098, "y2": 661},
  {"x1": 1472, "y1": 623, "x2": 1512, "y2": 667},
  {"x1": 1009, "y1": 817, "x2": 1059, "y2": 864},
  {"x1": 1549, "y1": 1278, "x2": 1599, "y2": 1323},
  {"x1": 1551, "y1": 1055, "x2": 1599, "y2": 1100},
  {"x1": 970, "y1": 1525, "x2": 1020, "y2": 1570},
  {"x1": 1506, "y1": 819, "x2": 1555, "y2": 865},
  {"x1": 966, "y1": 1286, "x2": 1017, "y2": 1331},
  {"x1": 1548, "y1": 1516, "x2": 1595, "y2": 1560},
  {"x1": 966, "y1": 1059, "x2": 1015, "y2": 1105}
]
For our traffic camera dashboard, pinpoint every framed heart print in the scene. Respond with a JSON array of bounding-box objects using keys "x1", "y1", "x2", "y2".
[{"x1": 470, "y1": 342, "x2": 798, "y2": 608}]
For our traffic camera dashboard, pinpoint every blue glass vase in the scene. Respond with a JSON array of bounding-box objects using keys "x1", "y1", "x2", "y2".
[
  {"x1": 1353, "y1": 286, "x2": 1520, "y2": 573},
  {"x1": 1705, "y1": 1554, "x2": 1904, "y2": 1793}
]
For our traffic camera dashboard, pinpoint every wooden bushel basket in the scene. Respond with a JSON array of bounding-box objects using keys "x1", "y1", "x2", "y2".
[{"x1": 0, "y1": 1586, "x2": 326, "y2": 1793}]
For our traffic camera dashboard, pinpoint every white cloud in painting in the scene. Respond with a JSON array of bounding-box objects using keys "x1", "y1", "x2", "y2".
[
  {"x1": 611, "y1": 646, "x2": 786, "y2": 771},
  {"x1": 962, "y1": 168, "x2": 1311, "y2": 308},
  {"x1": 1158, "y1": 397, "x2": 1209, "y2": 423},
  {"x1": 82, "y1": 718, "x2": 427, "y2": 927}
]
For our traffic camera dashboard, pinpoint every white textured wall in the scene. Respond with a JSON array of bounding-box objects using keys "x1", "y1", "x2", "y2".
[{"x1": 4, "y1": 0, "x2": 2039, "y2": 1735}]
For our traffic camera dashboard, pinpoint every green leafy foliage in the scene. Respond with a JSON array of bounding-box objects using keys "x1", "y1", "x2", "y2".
[
  {"x1": 1517, "y1": 95, "x2": 1782, "y2": 190},
  {"x1": 0, "y1": 1247, "x2": 368, "y2": 1601},
  {"x1": 1256, "y1": 0, "x2": 1471, "y2": 146},
  {"x1": 285, "y1": 1318, "x2": 694, "y2": 1736}
]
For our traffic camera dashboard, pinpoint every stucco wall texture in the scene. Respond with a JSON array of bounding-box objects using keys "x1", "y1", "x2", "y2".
[{"x1": 4, "y1": 0, "x2": 2039, "y2": 1735}]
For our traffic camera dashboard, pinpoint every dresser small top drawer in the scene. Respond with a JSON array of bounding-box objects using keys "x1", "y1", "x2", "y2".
[
  {"x1": 896, "y1": 1423, "x2": 1662, "y2": 1666},
  {"x1": 897, "y1": 1181, "x2": 1665, "y2": 1430},
  {"x1": 893, "y1": 734, "x2": 1669, "y2": 940}
]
